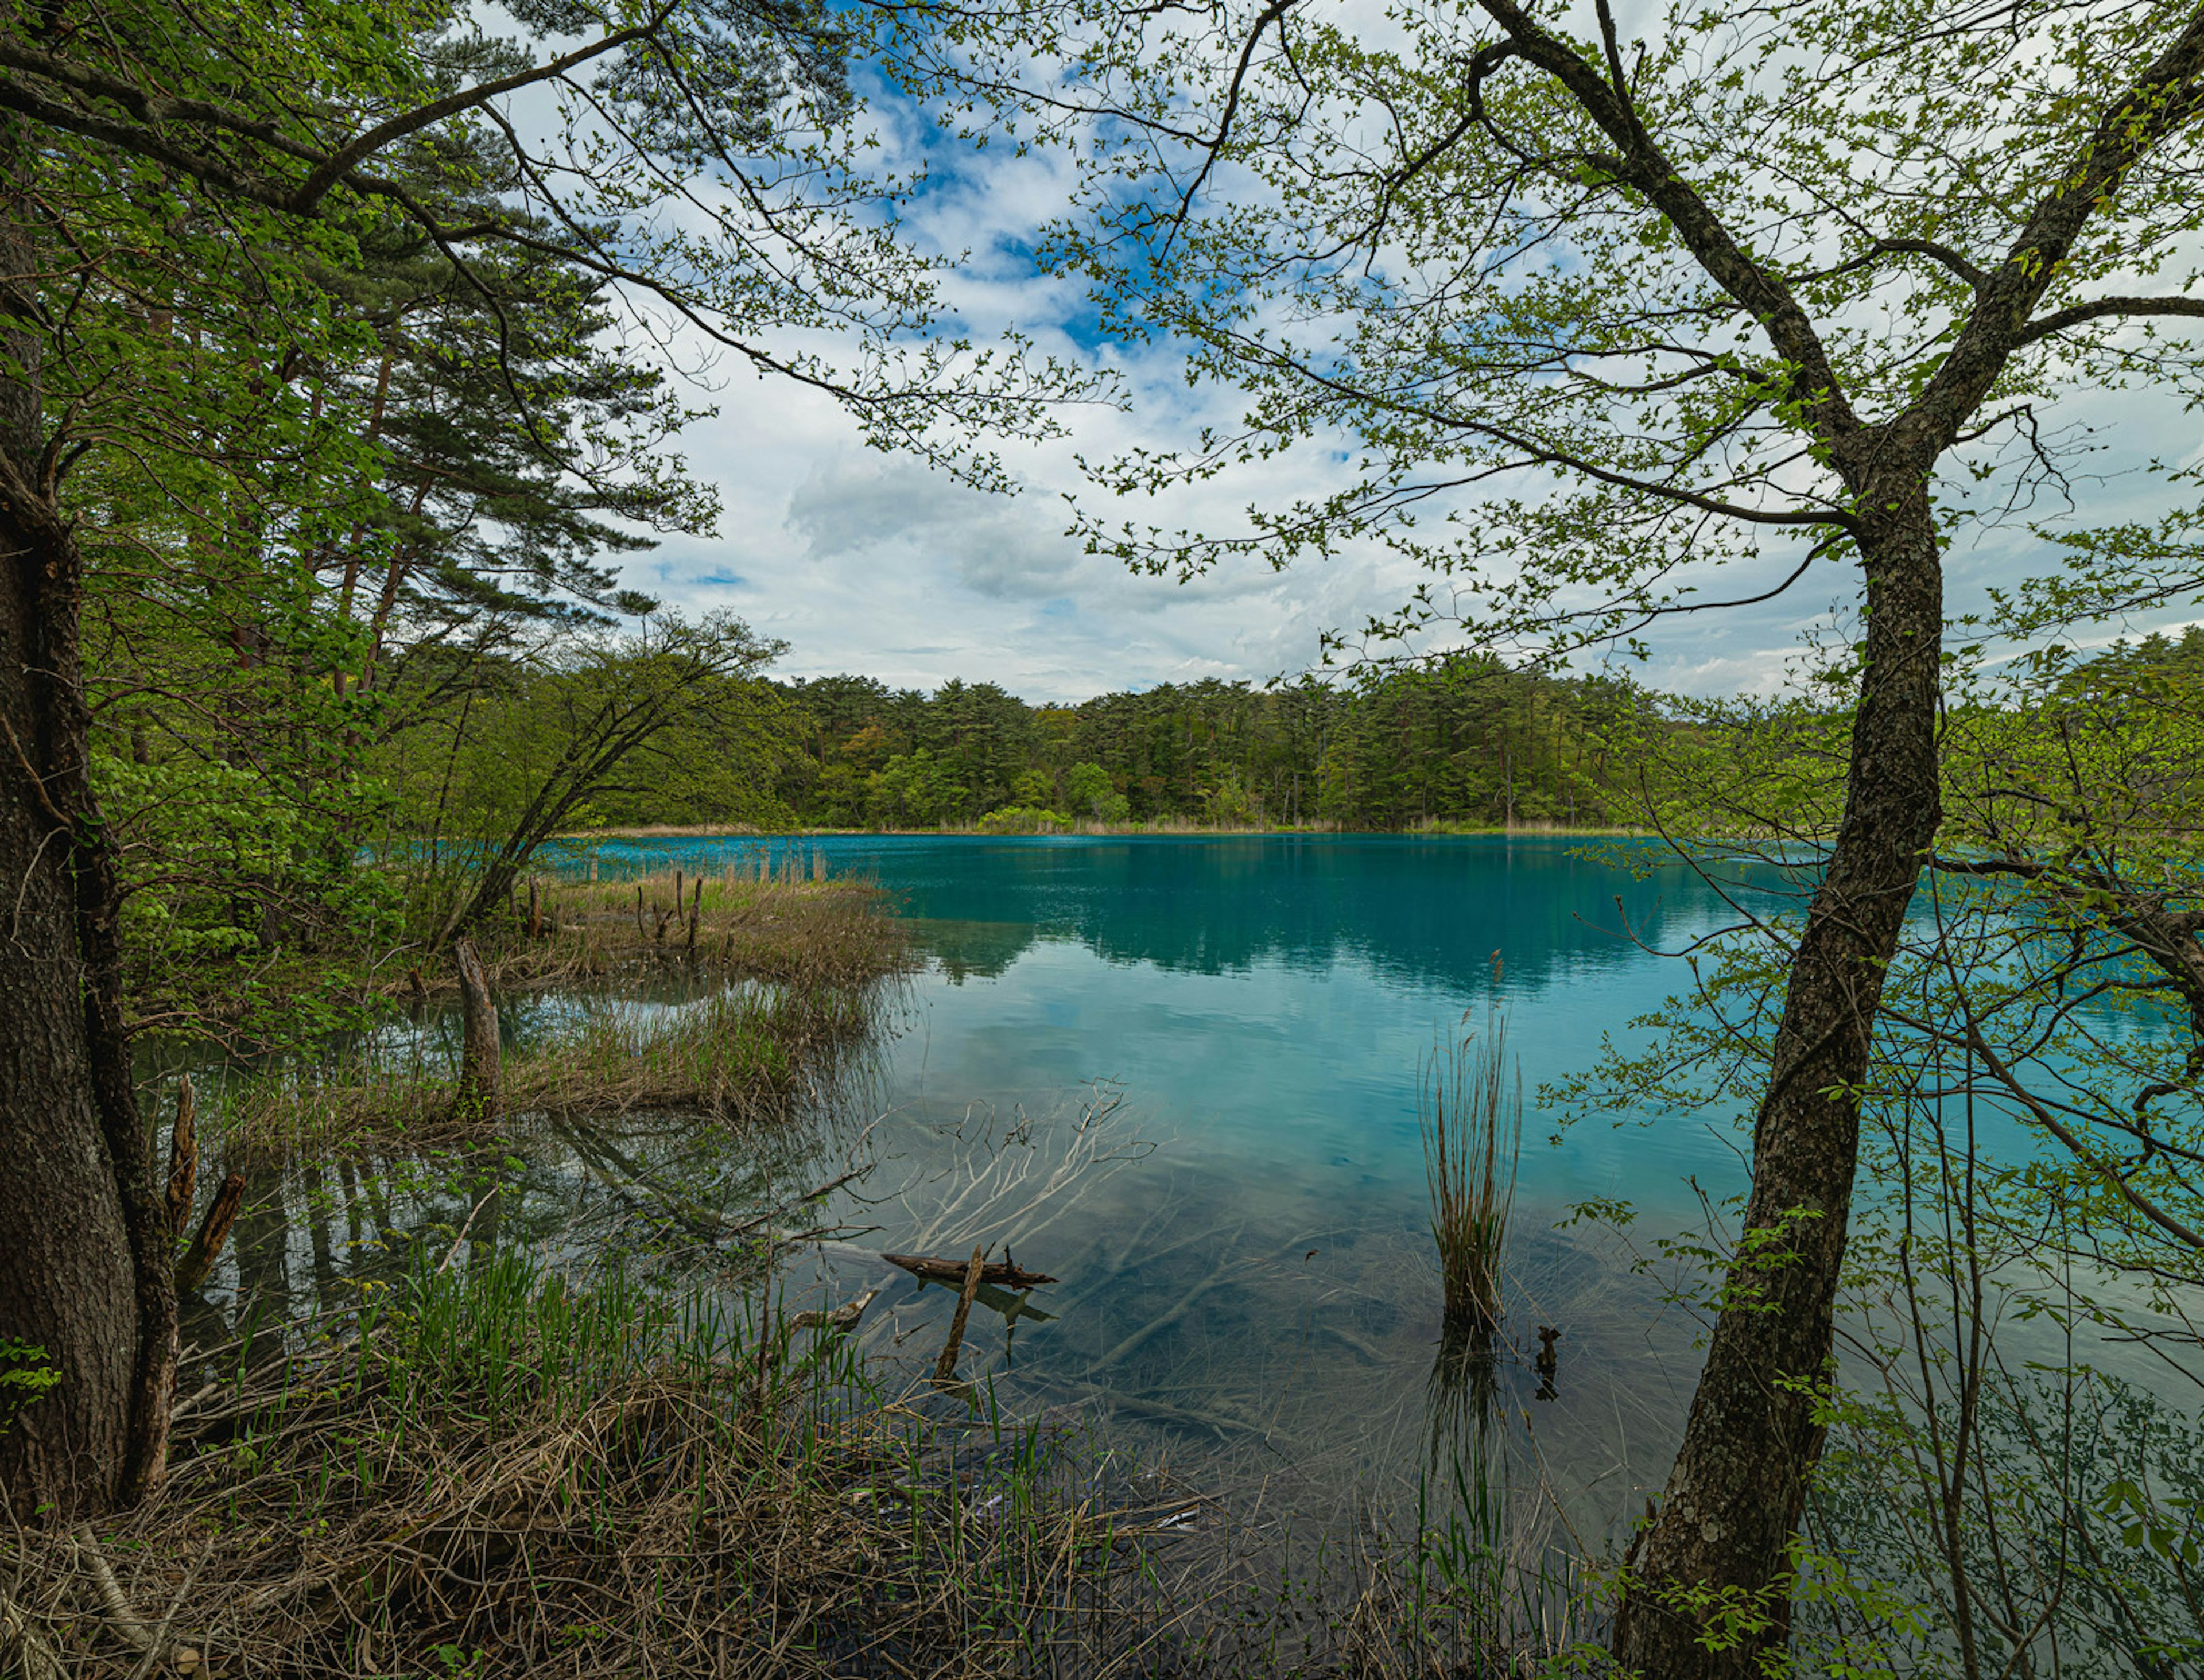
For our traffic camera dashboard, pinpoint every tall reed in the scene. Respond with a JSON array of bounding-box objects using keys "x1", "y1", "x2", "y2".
[{"x1": 1421, "y1": 1014, "x2": 1522, "y2": 1333}]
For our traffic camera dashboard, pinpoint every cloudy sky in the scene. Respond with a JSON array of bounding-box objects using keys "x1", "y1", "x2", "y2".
[{"x1": 600, "y1": 19, "x2": 2202, "y2": 708}]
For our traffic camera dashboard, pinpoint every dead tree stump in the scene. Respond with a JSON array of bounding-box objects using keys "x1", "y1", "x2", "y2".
[
  {"x1": 174, "y1": 1173, "x2": 245, "y2": 1293},
  {"x1": 452, "y1": 937, "x2": 501, "y2": 1126}
]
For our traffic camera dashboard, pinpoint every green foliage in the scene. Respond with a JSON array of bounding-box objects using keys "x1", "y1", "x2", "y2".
[
  {"x1": 773, "y1": 660, "x2": 1664, "y2": 830},
  {"x1": 0, "y1": 1341, "x2": 61, "y2": 1438},
  {"x1": 975, "y1": 805, "x2": 1071, "y2": 834}
]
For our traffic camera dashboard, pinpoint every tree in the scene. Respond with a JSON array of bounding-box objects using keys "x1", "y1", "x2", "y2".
[
  {"x1": 1575, "y1": 647, "x2": 2204, "y2": 1670},
  {"x1": 0, "y1": 0, "x2": 1086, "y2": 1520},
  {"x1": 391, "y1": 611, "x2": 787, "y2": 939},
  {"x1": 882, "y1": 0, "x2": 2204, "y2": 1668}
]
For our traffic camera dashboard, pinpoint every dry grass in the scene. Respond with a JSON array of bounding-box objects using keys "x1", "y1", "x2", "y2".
[
  {"x1": 394, "y1": 870, "x2": 910, "y2": 1000},
  {"x1": 0, "y1": 1256, "x2": 1196, "y2": 1679},
  {"x1": 212, "y1": 866, "x2": 907, "y2": 1154},
  {"x1": 221, "y1": 983, "x2": 884, "y2": 1154}
]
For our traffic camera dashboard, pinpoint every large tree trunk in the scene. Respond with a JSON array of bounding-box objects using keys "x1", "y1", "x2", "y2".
[
  {"x1": 0, "y1": 126, "x2": 174, "y2": 1522},
  {"x1": 1611, "y1": 487, "x2": 1944, "y2": 1677}
]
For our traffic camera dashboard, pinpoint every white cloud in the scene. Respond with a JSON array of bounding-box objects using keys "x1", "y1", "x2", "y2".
[{"x1": 592, "y1": 13, "x2": 2204, "y2": 709}]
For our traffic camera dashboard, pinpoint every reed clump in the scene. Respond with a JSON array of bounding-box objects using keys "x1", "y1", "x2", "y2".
[
  {"x1": 223, "y1": 981, "x2": 882, "y2": 1151},
  {"x1": 1421, "y1": 1016, "x2": 1522, "y2": 1334}
]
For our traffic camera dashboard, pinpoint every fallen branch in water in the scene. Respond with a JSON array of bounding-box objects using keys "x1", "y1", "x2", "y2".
[
  {"x1": 790, "y1": 1288, "x2": 879, "y2": 1333},
  {"x1": 884, "y1": 1251, "x2": 1058, "y2": 1290},
  {"x1": 933, "y1": 1247, "x2": 988, "y2": 1385}
]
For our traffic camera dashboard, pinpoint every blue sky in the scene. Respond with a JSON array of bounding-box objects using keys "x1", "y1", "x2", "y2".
[{"x1": 600, "y1": 15, "x2": 2204, "y2": 708}]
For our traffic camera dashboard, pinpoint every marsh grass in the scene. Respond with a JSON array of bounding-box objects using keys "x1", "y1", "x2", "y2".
[
  {"x1": 10, "y1": 1251, "x2": 1207, "y2": 1679},
  {"x1": 397, "y1": 866, "x2": 909, "y2": 999},
  {"x1": 1421, "y1": 1018, "x2": 1522, "y2": 1336},
  {"x1": 216, "y1": 981, "x2": 885, "y2": 1153}
]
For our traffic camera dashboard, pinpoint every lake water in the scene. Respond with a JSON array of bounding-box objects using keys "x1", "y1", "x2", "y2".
[
  {"x1": 550, "y1": 833, "x2": 1788, "y2": 1539},
  {"x1": 178, "y1": 827, "x2": 2193, "y2": 1647}
]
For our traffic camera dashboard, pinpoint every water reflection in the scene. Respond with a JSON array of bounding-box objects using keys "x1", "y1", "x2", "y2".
[{"x1": 575, "y1": 835, "x2": 1761, "y2": 998}]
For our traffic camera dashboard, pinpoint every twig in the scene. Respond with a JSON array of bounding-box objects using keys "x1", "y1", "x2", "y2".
[
  {"x1": 0, "y1": 1587, "x2": 61, "y2": 1680},
  {"x1": 933, "y1": 1246, "x2": 987, "y2": 1384},
  {"x1": 127, "y1": 1545, "x2": 208, "y2": 1680},
  {"x1": 434, "y1": 1186, "x2": 501, "y2": 1274},
  {"x1": 71, "y1": 1524, "x2": 203, "y2": 1673}
]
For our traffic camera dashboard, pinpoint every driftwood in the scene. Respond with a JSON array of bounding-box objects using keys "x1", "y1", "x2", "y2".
[
  {"x1": 174, "y1": 1172, "x2": 245, "y2": 1294},
  {"x1": 933, "y1": 1247, "x2": 987, "y2": 1384},
  {"x1": 790, "y1": 1287, "x2": 879, "y2": 1333},
  {"x1": 162, "y1": 1074, "x2": 197, "y2": 1240},
  {"x1": 883, "y1": 1251, "x2": 1057, "y2": 1290}
]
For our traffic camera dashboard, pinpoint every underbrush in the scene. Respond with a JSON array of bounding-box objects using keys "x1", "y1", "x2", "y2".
[
  {"x1": 3, "y1": 1250, "x2": 1607, "y2": 1680},
  {"x1": 3, "y1": 1254, "x2": 1179, "y2": 1679}
]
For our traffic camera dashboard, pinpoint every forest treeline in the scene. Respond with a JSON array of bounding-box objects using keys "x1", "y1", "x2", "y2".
[
  {"x1": 99, "y1": 584, "x2": 2204, "y2": 1049},
  {"x1": 761, "y1": 659, "x2": 1654, "y2": 831}
]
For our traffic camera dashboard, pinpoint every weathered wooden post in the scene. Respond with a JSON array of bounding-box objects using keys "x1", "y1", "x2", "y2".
[{"x1": 452, "y1": 937, "x2": 500, "y2": 1125}]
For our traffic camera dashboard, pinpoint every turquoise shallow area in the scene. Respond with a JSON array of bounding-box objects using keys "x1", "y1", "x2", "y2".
[
  {"x1": 586, "y1": 833, "x2": 1766, "y2": 1226},
  {"x1": 554, "y1": 834, "x2": 1803, "y2": 1524}
]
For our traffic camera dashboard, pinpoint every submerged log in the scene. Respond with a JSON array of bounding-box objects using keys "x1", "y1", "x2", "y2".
[
  {"x1": 883, "y1": 1250, "x2": 1058, "y2": 1290},
  {"x1": 452, "y1": 937, "x2": 500, "y2": 1124}
]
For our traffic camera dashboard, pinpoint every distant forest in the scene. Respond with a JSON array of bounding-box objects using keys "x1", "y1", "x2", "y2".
[{"x1": 765, "y1": 655, "x2": 1655, "y2": 832}]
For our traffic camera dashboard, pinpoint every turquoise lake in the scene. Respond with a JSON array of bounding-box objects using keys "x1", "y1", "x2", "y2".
[
  {"x1": 189, "y1": 830, "x2": 2179, "y2": 1582},
  {"x1": 560, "y1": 833, "x2": 1791, "y2": 1532}
]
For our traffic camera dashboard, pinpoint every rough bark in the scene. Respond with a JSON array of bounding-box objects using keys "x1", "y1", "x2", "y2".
[
  {"x1": 1610, "y1": 486, "x2": 1944, "y2": 1675},
  {"x1": 0, "y1": 119, "x2": 174, "y2": 1520}
]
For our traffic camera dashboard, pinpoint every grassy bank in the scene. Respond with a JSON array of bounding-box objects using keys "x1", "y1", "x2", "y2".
[
  {"x1": 222, "y1": 985, "x2": 883, "y2": 1153},
  {"x1": 2, "y1": 1254, "x2": 1173, "y2": 1678},
  {"x1": 4, "y1": 1248, "x2": 1557, "y2": 1679}
]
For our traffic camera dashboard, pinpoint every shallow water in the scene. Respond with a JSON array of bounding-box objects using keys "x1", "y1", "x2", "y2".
[
  {"x1": 548, "y1": 834, "x2": 1787, "y2": 1539},
  {"x1": 191, "y1": 832, "x2": 2180, "y2": 1577}
]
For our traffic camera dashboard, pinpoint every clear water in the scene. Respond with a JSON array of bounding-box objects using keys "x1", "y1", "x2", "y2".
[
  {"x1": 184, "y1": 830, "x2": 2186, "y2": 1607},
  {"x1": 546, "y1": 833, "x2": 1792, "y2": 1533}
]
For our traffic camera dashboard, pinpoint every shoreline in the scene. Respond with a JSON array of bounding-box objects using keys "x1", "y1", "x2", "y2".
[{"x1": 554, "y1": 821, "x2": 1662, "y2": 841}]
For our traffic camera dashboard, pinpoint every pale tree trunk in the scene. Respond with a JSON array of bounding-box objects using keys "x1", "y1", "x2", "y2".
[
  {"x1": 0, "y1": 120, "x2": 174, "y2": 1521},
  {"x1": 451, "y1": 937, "x2": 500, "y2": 1125},
  {"x1": 1611, "y1": 485, "x2": 1944, "y2": 1675}
]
